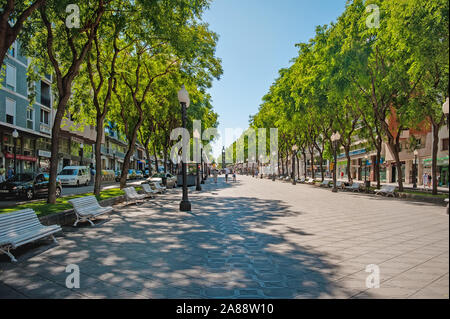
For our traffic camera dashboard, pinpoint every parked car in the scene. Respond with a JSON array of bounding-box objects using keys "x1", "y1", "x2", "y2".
[
  {"x1": 127, "y1": 169, "x2": 137, "y2": 180},
  {"x1": 57, "y1": 166, "x2": 90, "y2": 187},
  {"x1": 145, "y1": 173, "x2": 177, "y2": 188},
  {"x1": 135, "y1": 170, "x2": 144, "y2": 179},
  {"x1": 0, "y1": 173, "x2": 62, "y2": 200}
]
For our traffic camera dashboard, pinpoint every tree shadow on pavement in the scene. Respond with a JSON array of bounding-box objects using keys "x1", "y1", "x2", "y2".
[{"x1": 0, "y1": 178, "x2": 371, "y2": 299}]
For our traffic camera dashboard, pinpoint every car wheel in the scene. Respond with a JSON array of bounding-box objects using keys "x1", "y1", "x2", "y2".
[
  {"x1": 55, "y1": 187, "x2": 62, "y2": 198},
  {"x1": 77, "y1": 181, "x2": 80, "y2": 187},
  {"x1": 26, "y1": 189, "x2": 34, "y2": 200},
  {"x1": 85, "y1": 179, "x2": 89, "y2": 186}
]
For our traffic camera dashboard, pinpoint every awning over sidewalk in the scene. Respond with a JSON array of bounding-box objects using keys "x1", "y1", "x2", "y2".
[{"x1": 423, "y1": 156, "x2": 449, "y2": 167}]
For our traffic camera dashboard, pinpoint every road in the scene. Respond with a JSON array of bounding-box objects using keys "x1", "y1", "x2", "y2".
[{"x1": 0, "y1": 175, "x2": 448, "y2": 298}]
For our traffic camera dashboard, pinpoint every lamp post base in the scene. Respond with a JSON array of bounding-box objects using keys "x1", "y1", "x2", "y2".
[
  {"x1": 332, "y1": 188, "x2": 338, "y2": 193},
  {"x1": 180, "y1": 200, "x2": 191, "y2": 212},
  {"x1": 196, "y1": 185, "x2": 202, "y2": 191}
]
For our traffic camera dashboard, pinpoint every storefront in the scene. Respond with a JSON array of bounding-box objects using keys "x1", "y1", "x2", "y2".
[{"x1": 423, "y1": 156, "x2": 449, "y2": 187}]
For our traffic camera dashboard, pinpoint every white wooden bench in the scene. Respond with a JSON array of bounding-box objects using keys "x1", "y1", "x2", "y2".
[
  {"x1": 345, "y1": 183, "x2": 362, "y2": 192},
  {"x1": 124, "y1": 187, "x2": 147, "y2": 205},
  {"x1": 152, "y1": 182, "x2": 167, "y2": 194},
  {"x1": 0, "y1": 209, "x2": 62, "y2": 262},
  {"x1": 68, "y1": 196, "x2": 114, "y2": 227},
  {"x1": 374, "y1": 185, "x2": 396, "y2": 197},
  {"x1": 142, "y1": 183, "x2": 158, "y2": 198}
]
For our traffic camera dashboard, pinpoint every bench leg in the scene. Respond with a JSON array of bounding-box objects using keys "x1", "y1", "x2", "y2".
[
  {"x1": 0, "y1": 247, "x2": 17, "y2": 263},
  {"x1": 87, "y1": 219, "x2": 95, "y2": 226},
  {"x1": 50, "y1": 235, "x2": 58, "y2": 244},
  {"x1": 73, "y1": 216, "x2": 81, "y2": 227}
]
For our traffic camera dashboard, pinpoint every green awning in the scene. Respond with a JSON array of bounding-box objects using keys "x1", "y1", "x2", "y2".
[{"x1": 423, "y1": 156, "x2": 448, "y2": 162}]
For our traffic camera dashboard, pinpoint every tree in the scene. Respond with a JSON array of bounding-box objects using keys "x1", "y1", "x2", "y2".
[
  {"x1": 0, "y1": 0, "x2": 45, "y2": 67},
  {"x1": 21, "y1": 0, "x2": 107, "y2": 203}
]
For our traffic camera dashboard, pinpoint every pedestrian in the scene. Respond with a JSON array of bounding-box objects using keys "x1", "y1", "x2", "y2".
[
  {"x1": 225, "y1": 167, "x2": 229, "y2": 183},
  {"x1": 6, "y1": 166, "x2": 14, "y2": 180},
  {"x1": 232, "y1": 170, "x2": 237, "y2": 182},
  {"x1": 90, "y1": 164, "x2": 95, "y2": 185},
  {"x1": 213, "y1": 169, "x2": 218, "y2": 184},
  {"x1": 423, "y1": 172, "x2": 428, "y2": 190},
  {"x1": 427, "y1": 173, "x2": 432, "y2": 188},
  {"x1": 0, "y1": 167, "x2": 5, "y2": 183}
]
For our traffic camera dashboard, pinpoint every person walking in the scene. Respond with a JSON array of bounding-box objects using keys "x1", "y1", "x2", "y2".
[
  {"x1": 225, "y1": 167, "x2": 229, "y2": 183},
  {"x1": 232, "y1": 169, "x2": 237, "y2": 182},
  {"x1": 423, "y1": 172, "x2": 428, "y2": 190},
  {"x1": 0, "y1": 168, "x2": 5, "y2": 183},
  {"x1": 90, "y1": 164, "x2": 95, "y2": 185},
  {"x1": 427, "y1": 173, "x2": 432, "y2": 189},
  {"x1": 6, "y1": 166, "x2": 14, "y2": 180},
  {"x1": 213, "y1": 169, "x2": 218, "y2": 184}
]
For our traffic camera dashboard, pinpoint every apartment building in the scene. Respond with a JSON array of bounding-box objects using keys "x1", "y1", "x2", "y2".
[{"x1": 0, "y1": 41, "x2": 53, "y2": 173}]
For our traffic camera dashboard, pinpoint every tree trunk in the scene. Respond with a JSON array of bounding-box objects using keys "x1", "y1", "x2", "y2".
[
  {"x1": 375, "y1": 148, "x2": 381, "y2": 189},
  {"x1": 302, "y1": 151, "x2": 307, "y2": 178},
  {"x1": 94, "y1": 114, "x2": 106, "y2": 196},
  {"x1": 388, "y1": 144, "x2": 404, "y2": 192},
  {"x1": 345, "y1": 146, "x2": 351, "y2": 182},
  {"x1": 310, "y1": 150, "x2": 315, "y2": 179},
  {"x1": 296, "y1": 153, "x2": 300, "y2": 180},
  {"x1": 120, "y1": 120, "x2": 143, "y2": 189},
  {"x1": 319, "y1": 154, "x2": 324, "y2": 182},
  {"x1": 48, "y1": 95, "x2": 71, "y2": 204}
]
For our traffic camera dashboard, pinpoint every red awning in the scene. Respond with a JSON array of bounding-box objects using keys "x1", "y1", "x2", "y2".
[{"x1": 4, "y1": 153, "x2": 37, "y2": 162}]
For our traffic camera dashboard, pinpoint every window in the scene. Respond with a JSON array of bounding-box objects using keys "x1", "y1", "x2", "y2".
[
  {"x1": 5, "y1": 64, "x2": 16, "y2": 91},
  {"x1": 40, "y1": 109, "x2": 49, "y2": 125},
  {"x1": 40, "y1": 81, "x2": 51, "y2": 107},
  {"x1": 5, "y1": 98, "x2": 16, "y2": 124},
  {"x1": 26, "y1": 108, "x2": 34, "y2": 129},
  {"x1": 8, "y1": 41, "x2": 16, "y2": 57},
  {"x1": 443, "y1": 138, "x2": 449, "y2": 151}
]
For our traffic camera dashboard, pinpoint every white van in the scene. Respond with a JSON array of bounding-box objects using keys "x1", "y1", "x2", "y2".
[{"x1": 57, "y1": 166, "x2": 90, "y2": 187}]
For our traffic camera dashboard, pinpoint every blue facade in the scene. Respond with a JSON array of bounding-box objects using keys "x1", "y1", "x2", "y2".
[{"x1": 0, "y1": 41, "x2": 53, "y2": 173}]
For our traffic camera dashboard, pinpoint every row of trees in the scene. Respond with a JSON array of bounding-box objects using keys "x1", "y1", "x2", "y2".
[
  {"x1": 228, "y1": 0, "x2": 447, "y2": 195},
  {"x1": 1, "y1": 0, "x2": 223, "y2": 203}
]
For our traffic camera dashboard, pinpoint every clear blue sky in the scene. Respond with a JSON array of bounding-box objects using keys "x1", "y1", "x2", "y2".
[{"x1": 202, "y1": 0, "x2": 347, "y2": 158}]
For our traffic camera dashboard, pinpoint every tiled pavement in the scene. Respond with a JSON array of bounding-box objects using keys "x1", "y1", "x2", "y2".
[{"x1": 0, "y1": 175, "x2": 448, "y2": 299}]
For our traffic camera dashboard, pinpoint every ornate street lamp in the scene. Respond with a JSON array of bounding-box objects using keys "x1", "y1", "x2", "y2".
[
  {"x1": 331, "y1": 132, "x2": 341, "y2": 192},
  {"x1": 178, "y1": 85, "x2": 191, "y2": 212},
  {"x1": 292, "y1": 144, "x2": 298, "y2": 185},
  {"x1": 413, "y1": 149, "x2": 419, "y2": 189},
  {"x1": 194, "y1": 130, "x2": 202, "y2": 191},
  {"x1": 12, "y1": 129, "x2": 19, "y2": 175}
]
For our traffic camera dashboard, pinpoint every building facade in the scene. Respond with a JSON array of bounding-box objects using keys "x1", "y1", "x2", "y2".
[{"x1": 0, "y1": 41, "x2": 53, "y2": 174}]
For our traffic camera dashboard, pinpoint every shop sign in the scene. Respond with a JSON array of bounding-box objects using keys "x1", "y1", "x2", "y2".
[
  {"x1": 38, "y1": 150, "x2": 52, "y2": 158},
  {"x1": 4, "y1": 153, "x2": 37, "y2": 162}
]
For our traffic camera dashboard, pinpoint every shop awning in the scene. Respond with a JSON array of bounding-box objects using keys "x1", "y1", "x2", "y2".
[{"x1": 423, "y1": 156, "x2": 449, "y2": 167}]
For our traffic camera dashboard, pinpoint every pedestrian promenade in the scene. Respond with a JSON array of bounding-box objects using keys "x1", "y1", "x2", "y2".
[{"x1": 0, "y1": 176, "x2": 448, "y2": 299}]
